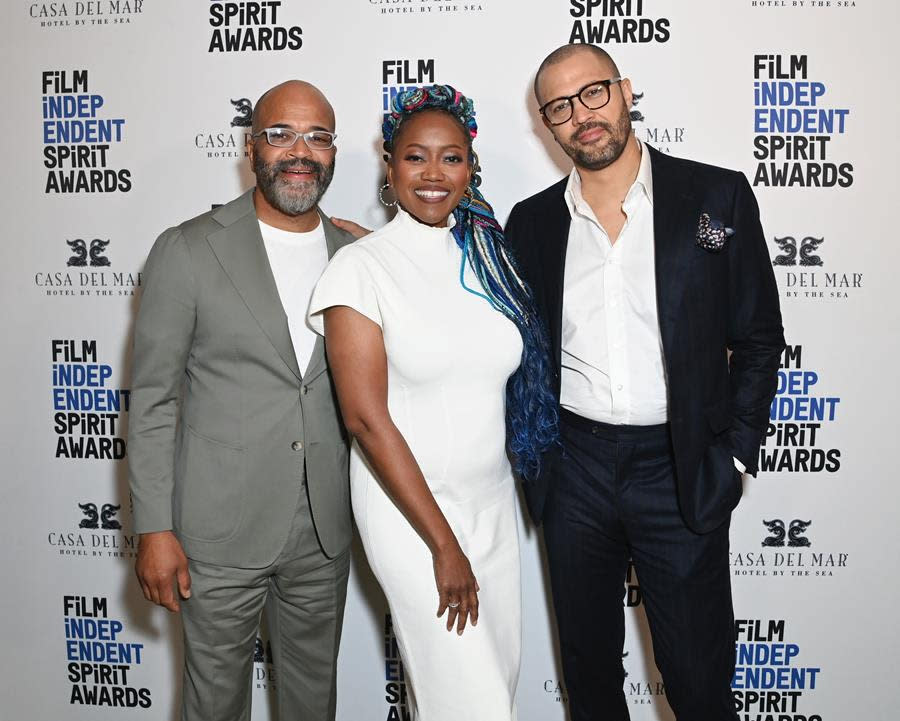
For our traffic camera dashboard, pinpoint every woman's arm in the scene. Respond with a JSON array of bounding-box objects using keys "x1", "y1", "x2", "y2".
[{"x1": 323, "y1": 305, "x2": 479, "y2": 634}]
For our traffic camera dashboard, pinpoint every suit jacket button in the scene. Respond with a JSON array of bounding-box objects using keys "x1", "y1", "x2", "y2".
[
  {"x1": 291, "y1": 441, "x2": 304, "y2": 451},
  {"x1": 302, "y1": 386, "x2": 309, "y2": 395}
]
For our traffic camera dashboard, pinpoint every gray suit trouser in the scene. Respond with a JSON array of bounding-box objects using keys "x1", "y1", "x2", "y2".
[{"x1": 180, "y1": 480, "x2": 350, "y2": 721}]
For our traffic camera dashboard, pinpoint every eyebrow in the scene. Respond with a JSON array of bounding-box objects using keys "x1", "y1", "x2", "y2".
[
  {"x1": 268, "y1": 122, "x2": 333, "y2": 132},
  {"x1": 402, "y1": 142, "x2": 465, "y2": 150}
]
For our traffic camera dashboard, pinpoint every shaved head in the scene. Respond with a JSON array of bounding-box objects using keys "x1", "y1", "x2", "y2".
[
  {"x1": 251, "y1": 80, "x2": 335, "y2": 134},
  {"x1": 533, "y1": 44, "x2": 620, "y2": 105}
]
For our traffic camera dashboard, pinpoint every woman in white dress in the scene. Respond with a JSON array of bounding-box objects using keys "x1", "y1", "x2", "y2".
[{"x1": 307, "y1": 86, "x2": 557, "y2": 719}]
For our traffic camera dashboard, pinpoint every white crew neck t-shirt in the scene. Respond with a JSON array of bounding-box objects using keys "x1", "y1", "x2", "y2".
[{"x1": 259, "y1": 219, "x2": 329, "y2": 373}]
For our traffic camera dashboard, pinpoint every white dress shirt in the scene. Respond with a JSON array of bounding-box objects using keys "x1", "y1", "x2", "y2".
[
  {"x1": 259, "y1": 219, "x2": 329, "y2": 373},
  {"x1": 560, "y1": 140, "x2": 668, "y2": 426},
  {"x1": 560, "y1": 142, "x2": 747, "y2": 473}
]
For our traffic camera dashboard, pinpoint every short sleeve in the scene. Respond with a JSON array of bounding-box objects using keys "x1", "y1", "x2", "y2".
[{"x1": 307, "y1": 245, "x2": 383, "y2": 335}]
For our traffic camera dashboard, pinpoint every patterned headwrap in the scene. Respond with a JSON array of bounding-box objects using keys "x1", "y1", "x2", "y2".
[{"x1": 382, "y1": 85, "x2": 558, "y2": 480}]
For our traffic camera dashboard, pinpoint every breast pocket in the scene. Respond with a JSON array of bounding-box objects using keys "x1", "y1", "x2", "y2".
[{"x1": 175, "y1": 425, "x2": 246, "y2": 543}]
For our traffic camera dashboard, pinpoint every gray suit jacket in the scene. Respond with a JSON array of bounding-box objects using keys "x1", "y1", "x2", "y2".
[{"x1": 128, "y1": 190, "x2": 354, "y2": 566}]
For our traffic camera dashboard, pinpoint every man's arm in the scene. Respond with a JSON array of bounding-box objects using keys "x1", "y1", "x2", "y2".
[
  {"x1": 726, "y1": 174, "x2": 786, "y2": 475},
  {"x1": 128, "y1": 227, "x2": 197, "y2": 611},
  {"x1": 503, "y1": 202, "x2": 536, "y2": 288}
]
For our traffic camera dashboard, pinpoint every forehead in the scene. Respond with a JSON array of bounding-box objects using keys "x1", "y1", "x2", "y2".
[
  {"x1": 395, "y1": 110, "x2": 469, "y2": 146},
  {"x1": 538, "y1": 51, "x2": 616, "y2": 102},
  {"x1": 256, "y1": 87, "x2": 334, "y2": 131}
]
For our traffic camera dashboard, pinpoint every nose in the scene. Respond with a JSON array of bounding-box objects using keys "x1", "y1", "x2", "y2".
[
  {"x1": 285, "y1": 138, "x2": 314, "y2": 161},
  {"x1": 570, "y1": 97, "x2": 595, "y2": 125},
  {"x1": 421, "y1": 158, "x2": 444, "y2": 181}
]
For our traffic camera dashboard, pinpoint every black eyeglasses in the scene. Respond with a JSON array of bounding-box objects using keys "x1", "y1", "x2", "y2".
[
  {"x1": 251, "y1": 127, "x2": 337, "y2": 150},
  {"x1": 539, "y1": 78, "x2": 623, "y2": 126}
]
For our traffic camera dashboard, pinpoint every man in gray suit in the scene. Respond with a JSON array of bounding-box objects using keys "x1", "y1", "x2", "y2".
[{"x1": 128, "y1": 80, "x2": 354, "y2": 721}]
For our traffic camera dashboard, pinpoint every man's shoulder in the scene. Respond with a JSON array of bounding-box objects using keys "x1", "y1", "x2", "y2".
[
  {"x1": 510, "y1": 176, "x2": 569, "y2": 217},
  {"x1": 168, "y1": 191, "x2": 255, "y2": 242}
]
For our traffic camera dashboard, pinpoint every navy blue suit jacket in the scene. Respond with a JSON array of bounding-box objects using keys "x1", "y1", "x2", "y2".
[{"x1": 505, "y1": 145, "x2": 785, "y2": 534}]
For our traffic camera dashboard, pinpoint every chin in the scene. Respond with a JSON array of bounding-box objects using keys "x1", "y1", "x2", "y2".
[{"x1": 407, "y1": 204, "x2": 452, "y2": 227}]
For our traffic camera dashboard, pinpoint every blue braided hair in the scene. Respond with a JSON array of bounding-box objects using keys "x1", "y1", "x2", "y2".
[{"x1": 383, "y1": 84, "x2": 558, "y2": 480}]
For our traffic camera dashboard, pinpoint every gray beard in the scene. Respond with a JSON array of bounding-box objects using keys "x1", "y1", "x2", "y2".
[{"x1": 254, "y1": 156, "x2": 335, "y2": 216}]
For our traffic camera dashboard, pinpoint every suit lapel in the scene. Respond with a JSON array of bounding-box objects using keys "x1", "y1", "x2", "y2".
[
  {"x1": 649, "y1": 146, "x2": 700, "y2": 360},
  {"x1": 207, "y1": 193, "x2": 302, "y2": 380},
  {"x1": 531, "y1": 180, "x2": 571, "y2": 381},
  {"x1": 302, "y1": 211, "x2": 355, "y2": 380}
]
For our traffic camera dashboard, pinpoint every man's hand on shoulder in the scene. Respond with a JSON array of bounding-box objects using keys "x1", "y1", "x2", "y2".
[
  {"x1": 135, "y1": 530, "x2": 192, "y2": 613},
  {"x1": 330, "y1": 217, "x2": 371, "y2": 239}
]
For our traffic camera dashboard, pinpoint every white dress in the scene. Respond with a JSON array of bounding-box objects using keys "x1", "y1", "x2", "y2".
[{"x1": 308, "y1": 208, "x2": 522, "y2": 720}]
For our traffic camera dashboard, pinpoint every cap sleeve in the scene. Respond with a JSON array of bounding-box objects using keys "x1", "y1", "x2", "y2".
[{"x1": 307, "y1": 246, "x2": 382, "y2": 335}]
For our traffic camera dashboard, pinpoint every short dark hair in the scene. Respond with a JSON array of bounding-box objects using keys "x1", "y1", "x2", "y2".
[{"x1": 533, "y1": 44, "x2": 621, "y2": 105}]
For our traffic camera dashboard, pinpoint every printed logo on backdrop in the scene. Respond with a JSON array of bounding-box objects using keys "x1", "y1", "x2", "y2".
[
  {"x1": 42, "y1": 70, "x2": 131, "y2": 193},
  {"x1": 382, "y1": 59, "x2": 436, "y2": 116},
  {"x1": 367, "y1": 0, "x2": 485, "y2": 17},
  {"x1": 51, "y1": 339, "x2": 130, "y2": 460},
  {"x1": 543, "y1": 653, "x2": 666, "y2": 708},
  {"x1": 622, "y1": 653, "x2": 666, "y2": 709},
  {"x1": 34, "y1": 239, "x2": 142, "y2": 297},
  {"x1": 771, "y1": 235, "x2": 863, "y2": 301},
  {"x1": 208, "y1": 1, "x2": 302, "y2": 52},
  {"x1": 253, "y1": 636, "x2": 277, "y2": 692},
  {"x1": 569, "y1": 0, "x2": 671, "y2": 44},
  {"x1": 384, "y1": 614, "x2": 409, "y2": 720},
  {"x1": 64, "y1": 595, "x2": 152, "y2": 708},
  {"x1": 749, "y1": 0, "x2": 855, "y2": 9},
  {"x1": 732, "y1": 518, "x2": 848, "y2": 579},
  {"x1": 732, "y1": 619, "x2": 823, "y2": 720},
  {"x1": 760, "y1": 344, "x2": 841, "y2": 474},
  {"x1": 752, "y1": 54, "x2": 853, "y2": 187},
  {"x1": 48, "y1": 502, "x2": 138, "y2": 559},
  {"x1": 626, "y1": 90, "x2": 688, "y2": 155},
  {"x1": 761, "y1": 518, "x2": 812, "y2": 548},
  {"x1": 29, "y1": 0, "x2": 144, "y2": 29},
  {"x1": 79, "y1": 502, "x2": 122, "y2": 530},
  {"x1": 195, "y1": 97, "x2": 255, "y2": 160}
]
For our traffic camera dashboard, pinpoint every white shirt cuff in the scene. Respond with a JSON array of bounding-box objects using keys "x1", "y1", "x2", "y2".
[{"x1": 733, "y1": 456, "x2": 747, "y2": 474}]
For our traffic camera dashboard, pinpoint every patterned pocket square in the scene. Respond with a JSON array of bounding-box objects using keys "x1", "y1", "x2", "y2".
[{"x1": 696, "y1": 213, "x2": 734, "y2": 252}]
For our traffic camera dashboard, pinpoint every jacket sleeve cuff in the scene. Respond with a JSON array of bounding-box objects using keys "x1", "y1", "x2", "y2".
[{"x1": 130, "y1": 489, "x2": 174, "y2": 535}]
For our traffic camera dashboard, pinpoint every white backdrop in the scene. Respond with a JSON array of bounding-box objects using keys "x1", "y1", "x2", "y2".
[{"x1": 2, "y1": 1, "x2": 898, "y2": 719}]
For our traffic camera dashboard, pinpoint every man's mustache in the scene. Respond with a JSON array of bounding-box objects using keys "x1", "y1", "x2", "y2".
[
  {"x1": 572, "y1": 121, "x2": 613, "y2": 143},
  {"x1": 273, "y1": 158, "x2": 325, "y2": 177}
]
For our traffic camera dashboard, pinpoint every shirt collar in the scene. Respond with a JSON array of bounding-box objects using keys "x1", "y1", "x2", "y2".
[{"x1": 564, "y1": 138, "x2": 654, "y2": 220}]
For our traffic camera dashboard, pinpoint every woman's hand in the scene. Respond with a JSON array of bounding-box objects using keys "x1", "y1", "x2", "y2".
[{"x1": 433, "y1": 543, "x2": 480, "y2": 635}]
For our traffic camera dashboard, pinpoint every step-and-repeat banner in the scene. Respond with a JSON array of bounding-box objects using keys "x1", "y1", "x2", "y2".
[{"x1": 2, "y1": 2, "x2": 897, "y2": 719}]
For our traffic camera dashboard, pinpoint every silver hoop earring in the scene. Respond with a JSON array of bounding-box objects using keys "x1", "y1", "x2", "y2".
[{"x1": 378, "y1": 183, "x2": 397, "y2": 207}]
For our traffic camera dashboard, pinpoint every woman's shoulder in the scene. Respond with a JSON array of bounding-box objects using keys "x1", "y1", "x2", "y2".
[{"x1": 329, "y1": 213, "x2": 406, "y2": 264}]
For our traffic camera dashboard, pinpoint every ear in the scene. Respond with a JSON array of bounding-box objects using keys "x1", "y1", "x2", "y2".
[
  {"x1": 621, "y1": 77, "x2": 634, "y2": 109},
  {"x1": 246, "y1": 133, "x2": 256, "y2": 168}
]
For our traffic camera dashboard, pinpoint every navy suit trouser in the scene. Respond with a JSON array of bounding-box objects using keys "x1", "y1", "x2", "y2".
[{"x1": 543, "y1": 409, "x2": 739, "y2": 721}]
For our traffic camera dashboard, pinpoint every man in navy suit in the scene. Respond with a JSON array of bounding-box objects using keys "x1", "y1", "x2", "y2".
[{"x1": 505, "y1": 44, "x2": 784, "y2": 721}]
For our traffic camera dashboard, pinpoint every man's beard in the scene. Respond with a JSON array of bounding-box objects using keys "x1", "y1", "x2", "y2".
[
  {"x1": 560, "y1": 106, "x2": 632, "y2": 171},
  {"x1": 253, "y1": 155, "x2": 335, "y2": 216}
]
